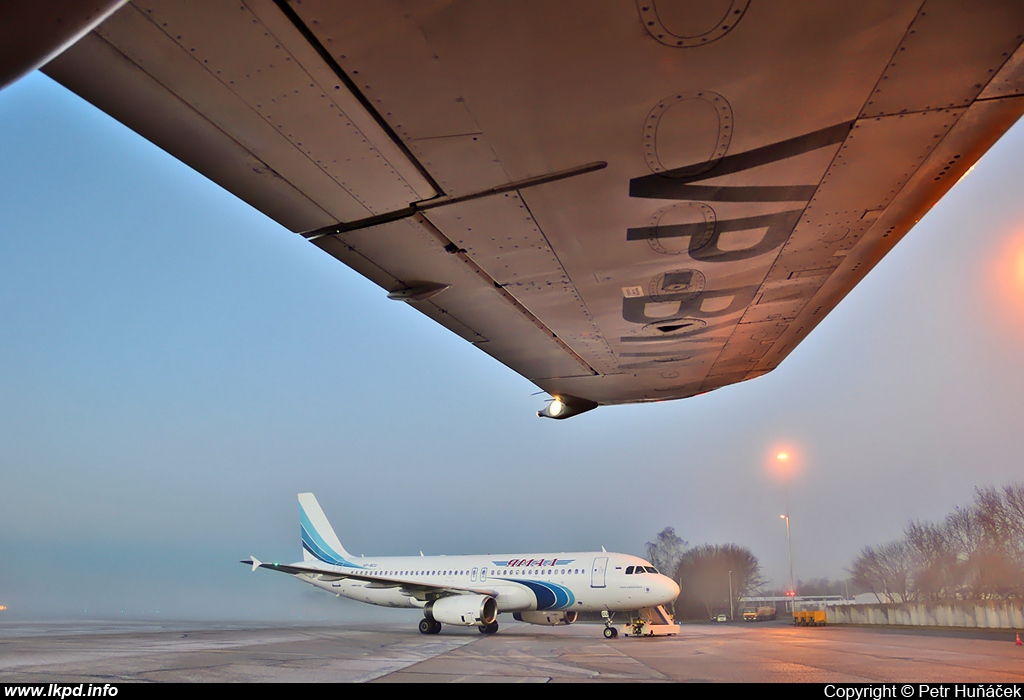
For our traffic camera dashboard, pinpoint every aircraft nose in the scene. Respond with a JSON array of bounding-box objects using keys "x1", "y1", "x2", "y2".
[{"x1": 655, "y1": 575, "x2": 680, "y2": 603}]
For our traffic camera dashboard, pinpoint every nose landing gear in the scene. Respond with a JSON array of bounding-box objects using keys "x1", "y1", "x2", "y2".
[{"x1": 601, "y1": 610, "x2": 618, "y2": 638}]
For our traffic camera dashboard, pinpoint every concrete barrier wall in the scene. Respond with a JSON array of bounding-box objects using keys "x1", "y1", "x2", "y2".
[{"x1": 826, "y1": 600, "x2": 1024, "y2": 628}]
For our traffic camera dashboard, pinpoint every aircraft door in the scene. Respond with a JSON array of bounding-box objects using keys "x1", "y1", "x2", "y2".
[{"x1": 591, "y1": 557, "x2": 608, "y2": 588}]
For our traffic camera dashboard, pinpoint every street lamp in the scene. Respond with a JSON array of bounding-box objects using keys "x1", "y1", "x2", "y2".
[
  {"x1": 775, "y1": 450, "x2": 796, "y2": 605},
  {"x1": 728, "y1": 570, "x2": 734, "y2": 621},
  {"x1": 780, "y1": 513, "x2": 794, "y2": 604}
]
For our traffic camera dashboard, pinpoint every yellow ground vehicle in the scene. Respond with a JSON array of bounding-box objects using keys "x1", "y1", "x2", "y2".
[
  {"x1": 743, "y1": 606, "x2": 777, "y2": 621},
  {"x1": 793, "y1": 610, "x2": 826, "y2": 626}
]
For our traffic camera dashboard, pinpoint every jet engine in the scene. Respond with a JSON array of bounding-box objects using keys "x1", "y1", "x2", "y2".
[
  {"x1": 426, "y1": 595, "x2": 498, "y2": 626},
  {"x1": 513, "y1": 611, "x2": 578, "y2": 626}
]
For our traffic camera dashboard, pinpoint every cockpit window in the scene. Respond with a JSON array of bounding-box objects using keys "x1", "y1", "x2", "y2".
[
  {"x1": 645, "y1": 566, "x2": 659, "y2": 574},
  {"x1": 625, "y1": 566, "x2": 634, "y2": 574}
]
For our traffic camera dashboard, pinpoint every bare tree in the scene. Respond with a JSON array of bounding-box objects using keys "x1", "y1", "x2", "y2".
[
  {"x1": 1001, "y1": 484, "x2": 1024, "y2": 580},
  {"x1": 675, "y1": 544, "x2": 765, "y2": 620},
  {"x1": 906, "y1": 520, "x2": 958, "y2": 600},
  {"x1": 973, "y1": 486, "x2": 1024, "y2": 598},
  {"x1": 849, "y1": 545, "x2": 884, "y2": 603},
  {"x1": 849, "y1": 482, "x2": 1024, "y2": 603},
  {"x1": 848, "y1": 540, "x2": 914, "y2": 603},
  {"x1": 645, "y1": 527, "x2": 687, "y2": 615},
  {"x1": 645, "y1": 527, "x2": 687, "y2": 579}
]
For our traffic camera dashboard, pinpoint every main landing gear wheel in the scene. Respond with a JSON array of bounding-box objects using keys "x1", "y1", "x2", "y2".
[
  {"x1": 479, "y1": 621, "x2": 499, "y2": 635},
  {"x1": 603, "y1": 626, "x2": 618, "y2": 639},
  {"x1": 419, "y1": 618, "x2": 442, "y2": 635}
]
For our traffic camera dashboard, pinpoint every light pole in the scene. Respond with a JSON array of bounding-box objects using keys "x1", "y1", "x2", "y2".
[
  {"x1": 728, "y1": 570, "x2": 734, "y2": 621},
  {"x1": 776, "y1": 451, "x2": 795, "y2": 607},
  {"x1": 780, "y1": 513, "x2": 794, "y2": 604}
]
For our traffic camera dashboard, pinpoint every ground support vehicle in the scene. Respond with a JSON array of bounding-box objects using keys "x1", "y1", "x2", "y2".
[{"x1": 622, "y1": 606, "x2": 680, "y2": 637}]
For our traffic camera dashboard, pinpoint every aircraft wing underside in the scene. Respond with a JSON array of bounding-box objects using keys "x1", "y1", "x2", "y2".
[
  {"x1": 244, "y1": 559, "x2": 497, "y2": 599},
  {"x1": 41, "y1": 0, "x2": 1024, "y2": 408}
]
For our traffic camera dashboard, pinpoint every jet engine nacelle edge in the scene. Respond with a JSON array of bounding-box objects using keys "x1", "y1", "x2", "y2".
[{"x1": 427, "y1": 594, "x2": 498, "y2": 626}]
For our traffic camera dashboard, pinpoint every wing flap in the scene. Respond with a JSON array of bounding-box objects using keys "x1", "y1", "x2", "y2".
[
  {"x1": 313, "y1": 217, "x2": 599, "y2": 379},
  {"x1": 752, "y1": 94, "x2": 1024, "y2": 378},
  {"x1": 860, "y1": 0, "x2": 1024, "y2": 117},
  {"x1": 704, "y1": 109, "x2": 976, "y2": 385},
  {"x1": 44, "y1": 29, "x2": 339, "y2": 233},
  {"x1": 423, "y1": 195, "x2": 620, "y2": 374},
  {"x1": 44, "y1": 0, "x2": 435, "y2": 230}
]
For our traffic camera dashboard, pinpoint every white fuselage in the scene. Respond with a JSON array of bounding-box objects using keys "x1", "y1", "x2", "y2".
[{"x1": 297, "y1": 551, "x2": 678, "y2": 613}]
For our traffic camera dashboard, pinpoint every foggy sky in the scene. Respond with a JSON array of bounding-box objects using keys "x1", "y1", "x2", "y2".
[{"x1": 1, "y1": 72, "x2": 1023, "y2": 621}]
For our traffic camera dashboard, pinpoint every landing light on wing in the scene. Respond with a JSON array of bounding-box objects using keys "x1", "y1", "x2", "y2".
[{"x1": 537, "y1": 395, "x2": 598, "y2": 420}]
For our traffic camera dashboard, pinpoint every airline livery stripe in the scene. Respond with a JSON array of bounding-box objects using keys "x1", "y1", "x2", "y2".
[
  {"x1": 501, "y1": 579, "x2": 576, "y2": 610},
  {"x1": 300, "y1": 523, "x2": 358, "y2": 568},
  {"x1": 299, "y1": 509, "x2": 361, "y2": 568},
  {"x1": 300, "y1": 525, "x2": 342, "y2": 565}
]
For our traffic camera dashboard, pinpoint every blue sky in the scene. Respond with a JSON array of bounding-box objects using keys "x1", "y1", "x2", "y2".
[{"x1": 2, "y1": 72, "x2": 1023, "y2": 620}]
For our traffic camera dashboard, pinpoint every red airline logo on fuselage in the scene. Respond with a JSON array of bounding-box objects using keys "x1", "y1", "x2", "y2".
[{"x1": 505, "y1": 559, "x2": 561, "y2": 567}]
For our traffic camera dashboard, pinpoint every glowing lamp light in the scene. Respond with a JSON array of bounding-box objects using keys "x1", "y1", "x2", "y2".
[
  {"x1": 1017, "y1": 247, "x2": 1024, "y2": 289},
  {"x1": 768, "y1": 446, "x2": 801, "y2": 479},
  {"x1": 537, "y1": 395, "x2": 598, "y2": 420},
  {"x1": 985, "y1": 229, "x2": 1024, "y2": 342}
]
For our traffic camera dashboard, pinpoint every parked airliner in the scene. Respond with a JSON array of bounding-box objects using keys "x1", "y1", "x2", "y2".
[{"x1": 244, "y1": 493, "x2": 680, "y2": 636}]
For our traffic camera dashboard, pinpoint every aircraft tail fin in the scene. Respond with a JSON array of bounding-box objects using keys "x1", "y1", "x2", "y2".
[{"x1": 298, "y1": 493, "x2": 359, "y2": 567}]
